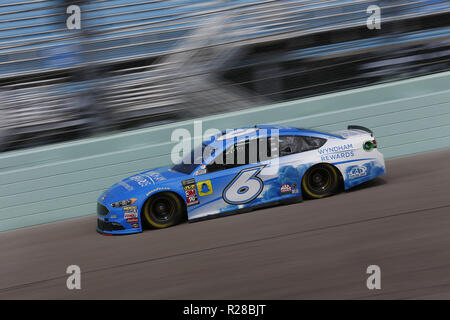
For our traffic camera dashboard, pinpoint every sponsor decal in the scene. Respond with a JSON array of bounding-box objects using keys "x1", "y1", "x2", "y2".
[
  {"x1": 348, "y1": 165, "x2": 368, "y2": 179},
  {"x1": 126, "y1": 218, "x2": 139, "y2": 223},
  {"x1": 146, "y1": 187, "x2": 171, "y2": 196},
  {"x1": 280, "y1": 184, "x2": 292, "y2": 195},
  {"x1": 123, "y1": 206, "x2": 138, "y2": 219},
  {"x1": 123, "y1": 206, "x2": 138, "y2": 213},
  {"x1": 143, "y1": 171, "x2": 166, "y2": 183},
  {"x1": 129, "y1": 171, "x2": 166, "y2": 187},
  {"x1": 184, "y1": 184, "x2": 195, "y2": 191},
  {"x1": 130, "y1": 175, "x2": 152, "y2": 187},
  {"x1": 182, "y1": 179, "x2": 200, "y2": 206},
  {"x1": 197, "y1": 180, "x2": 213, "y2": 196},
  {"x1": 182, "y1": 178, "x2": 196, "y2": 186},
  {"x1": 131, "y1": 223, "x2": 140, "y2": 228},
  {"x1": 318, "y1": 144, "x2": 354, "y2": 155},
  {"x1": 318, "y1": 144, "x2": 355, "y2": 161},
  {"x1": 118, "y1": 181, "x2": 134, "y2": 191},
  {"x1": 345, "y1": 161, "x2": 385, "y2": 189},
  {"x1": 320, "y1": 151, "x2": 354, "y2": 162}
]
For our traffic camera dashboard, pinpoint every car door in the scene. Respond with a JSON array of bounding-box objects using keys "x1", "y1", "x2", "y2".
[{"x1": 187, "y1": 138, "x2": 266, "y2": 220}]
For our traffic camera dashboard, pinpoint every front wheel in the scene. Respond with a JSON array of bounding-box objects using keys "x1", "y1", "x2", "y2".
[
  {"x1": 302, "y1": 164, "x2": 341, "y2": 199},
  {"x1": 142, "y1": 192, "x2": 184, "y2": 229}
]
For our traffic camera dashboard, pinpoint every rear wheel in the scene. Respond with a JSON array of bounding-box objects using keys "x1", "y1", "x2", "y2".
[
  {"x1": 142, "y1": 192, "x2": 184, "y2": 229},
  {"x1": 302, "y1": 164, "x2": 340, "y2": 199}
]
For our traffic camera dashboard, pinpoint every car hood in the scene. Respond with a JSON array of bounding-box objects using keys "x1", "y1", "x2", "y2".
[{"x1": 101, "y1": 166, "x2": 188, "y2": 202}]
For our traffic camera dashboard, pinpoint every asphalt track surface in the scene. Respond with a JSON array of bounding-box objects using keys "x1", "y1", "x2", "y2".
[{"x1": 1, "y1": 149, "x2": 450, "y2": 299}]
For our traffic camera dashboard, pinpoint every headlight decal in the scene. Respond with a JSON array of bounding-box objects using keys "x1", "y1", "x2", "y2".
[{"x1": 111, "y1": 198, "x2": 137, "y2": 208}]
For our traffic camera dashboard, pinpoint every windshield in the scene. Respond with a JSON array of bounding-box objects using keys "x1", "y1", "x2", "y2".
[{"x1": 171, "y1": 143, "x2": 216, "y2": 174}]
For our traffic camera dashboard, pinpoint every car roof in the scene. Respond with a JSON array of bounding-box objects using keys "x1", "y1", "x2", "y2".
[{"x1": 205, "y1": 125, "x2": 343, "y2": 149}]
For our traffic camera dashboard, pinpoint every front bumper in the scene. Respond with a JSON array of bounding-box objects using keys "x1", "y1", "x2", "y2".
[
  {"x1": 96, "y1": 201, "x2": 142, "y2": 235},
  {"x1": 97, "y1": 219, "x2": 125, "y2": 231}
]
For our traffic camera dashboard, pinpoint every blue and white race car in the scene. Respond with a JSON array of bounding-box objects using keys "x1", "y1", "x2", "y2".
[{"x1": 97, "y1": 125, "x2": 385, "y2": 235}]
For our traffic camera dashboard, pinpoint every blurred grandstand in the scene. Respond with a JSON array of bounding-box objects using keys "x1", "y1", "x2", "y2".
[{"x1": 0, "y1": 0, "x2": 449, "y2": 151}]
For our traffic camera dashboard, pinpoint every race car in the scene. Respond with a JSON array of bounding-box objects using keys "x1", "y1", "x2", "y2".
[{"x1": 97, "y1": 125, "x2": 386, "y2": 235}]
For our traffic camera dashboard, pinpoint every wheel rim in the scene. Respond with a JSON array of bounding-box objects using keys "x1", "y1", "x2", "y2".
[
  {"x1": 308, "y1": 167, "x2": 332, "y2": 193},
  {"x1": 151, "y1": 198, "x2": 174, "y2": 222}
]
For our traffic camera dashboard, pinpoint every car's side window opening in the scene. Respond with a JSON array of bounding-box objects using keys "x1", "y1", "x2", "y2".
[
  {"x1": 259, "y1": 136, "x2": 279, "y2": 162},
  {"x1": 303, "y1": 136, "x2": 327, "y2": 149},
  {"x1": 206, "y1": 143, "x2": 238, "y2": 173},
  {"x1": 207, "y1": 139, "x2": 260, "y2": 173},
  {"x1": 278, "y1": 135, "x2": 327, "y2": 157},
  {"x1": 205, "y1": 135, "x2": 326, "y2": 173}
]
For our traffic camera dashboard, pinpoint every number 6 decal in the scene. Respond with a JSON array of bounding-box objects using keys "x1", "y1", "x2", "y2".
[{"x1": 223, "y1": 166, "x2": 265, "y2": 205}]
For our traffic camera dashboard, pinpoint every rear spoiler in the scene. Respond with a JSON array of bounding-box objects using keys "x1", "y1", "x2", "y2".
[{"x1": 347, "y1": 125, "x2": 373, "y2": 137}]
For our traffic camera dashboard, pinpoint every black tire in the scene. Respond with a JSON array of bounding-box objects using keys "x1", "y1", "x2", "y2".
[
  {"x1": 301, "y1": 164, "x2": 341, "y2": 199},
  {"x1": 142, "y1": 192, "x2": 184, "y2": 229}
]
